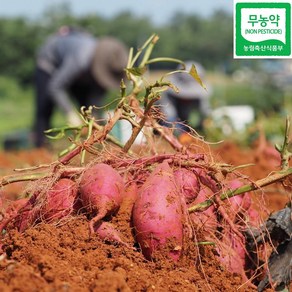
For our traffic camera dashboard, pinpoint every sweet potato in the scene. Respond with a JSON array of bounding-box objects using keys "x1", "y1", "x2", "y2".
[
  {"x1": 41, "y1": 178, "x2": 78, "y2": 223},
  {"x1": 11, "y1": 194, "x2": 39, "y2": 232},
  {"x1": 4, "y1": 198, "x2": 29, "y2": 217},
  {"x1": 10, "y1": 179, "x2": 78, "y2": 232},
  {"x1": 247, "y1": 208, "x2": 261, "y2": 227},
  {"x1": 190, "y1": 186, "x2": 217, "y2": 233},
  {"x1": 217, "y1": 228, "x2": 247, "y2": 279},
  {"x1": 0, "y1": 198, "x2": 29, "y2": 232},
  {"x1": 79, "y1": 163, "x2": 125, "y2": 233},
  {"x1": 94, "y1": 221, "x2": 130, "y2": 247},
  {"x1": 15, "y1": 209, "x2": 37, "y2": 233},
  {"x1": 174, "y1": 168, "x2": 200, "y2": 204},
  {"x1": 123, "y1": 182, "x2": 138, "y2": 209},
  {"x1": 193, "y1": 168, "x2": 221, "y2": 195},
  {"x1": 225, "y1": 179, "x2": 252, "y2": 221},
  {"x1": 132, "y1": 161, "x2": 184, "y2": 261}
]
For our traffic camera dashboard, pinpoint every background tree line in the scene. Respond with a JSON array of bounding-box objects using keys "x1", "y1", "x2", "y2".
[
  {"x1": 0, "y1": 4, "x2": 287, "y2": 174},
  {"x1": 0, "y1": 3, "x2": 233, "y2": 86}
]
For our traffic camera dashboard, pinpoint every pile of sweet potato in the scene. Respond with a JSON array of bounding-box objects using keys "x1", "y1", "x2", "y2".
[{"x1": 0, "y1": 153, "x2": 260, "y2": 281}]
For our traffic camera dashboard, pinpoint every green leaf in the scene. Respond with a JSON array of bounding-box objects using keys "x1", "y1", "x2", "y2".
[{"x1": 189, "y1": 64, "x2": 207, "y2": 90}]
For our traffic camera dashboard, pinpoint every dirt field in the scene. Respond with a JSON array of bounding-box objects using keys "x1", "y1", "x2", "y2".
[{"x1": 0, "y1": 138, "x2": 290, "y2": 292}]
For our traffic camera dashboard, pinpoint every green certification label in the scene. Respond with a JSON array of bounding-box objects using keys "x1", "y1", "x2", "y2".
[{"x1": 234, "y1": 0, "x2": 292, "y2": 58}]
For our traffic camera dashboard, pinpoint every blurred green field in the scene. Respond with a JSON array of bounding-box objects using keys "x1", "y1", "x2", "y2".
[
  {"x1": 0, "y1": 77, "x2": 65, "y2": 148},
  {"x1": 0, "y1": 77, "x2": 33, "y2": 134},
  {"x1": 0, "y1": 70, "x2": 290, "y2": 149}
]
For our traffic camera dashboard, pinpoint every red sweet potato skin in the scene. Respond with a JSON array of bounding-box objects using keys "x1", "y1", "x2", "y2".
[
  {"x1": 41, "y1": 178, "x2": 78, "y2": 222},
  {"x1": 13, "y1": 179, "x2": 78, "y2": 232},
  {"x1": 12, "y1": 194, "x2": 39, "y2": 232},
  {"x1": 124, "y1": 182, "x2": 138, "y2": 203},
  {"x1": 94, "y1": 221, "x2": 130, "y2": 247},
  {"x1": 174, "y1": 168, "x2": 200, "y2": 204},
  {"x1": 0, "y1": 198, "x2": 30, "y2": 233},
  {"x1": 79, "y1": 163, "x2": 125, "y2": 219},
  {"x1": 217, "y1": 228, "x2": 247, "y2": 277},
  {"x1": 224, "y1": 179, "x2": 252, "y2": 221},
  {"x1": 4, "y1": 198, "x2": 29, "y2": 218},
  {"x1": 132, "y1": 161, "x2": 184, "y2": 261},
  {"x1": 190, "y1": 186, "x2": 217, "y2": 233}
]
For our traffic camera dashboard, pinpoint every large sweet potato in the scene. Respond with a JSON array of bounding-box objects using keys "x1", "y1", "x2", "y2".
[{"x1": 132, "y1": 161, "x2": 185, "y2": 261}]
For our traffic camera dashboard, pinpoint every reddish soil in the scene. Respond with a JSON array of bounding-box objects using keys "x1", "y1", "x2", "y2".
[{"x1": 0, "y1": 138, "x2": 290, "y2": 292}]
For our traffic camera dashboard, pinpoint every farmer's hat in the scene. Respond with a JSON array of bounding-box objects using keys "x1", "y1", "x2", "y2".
[
  {"x1": 92, "y1": 37, "x2": 128, "y2": 90},
  {"x1": 169, "y1": 60, "x2": 209, "y2": 100}
]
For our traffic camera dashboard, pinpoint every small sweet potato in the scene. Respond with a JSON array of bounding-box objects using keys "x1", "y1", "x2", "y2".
[
  {"x1": 41, "y1": 178, "x2": 78, "y2": 223},
  {"x1": 4, "y1": 198, "x2": 29, "y2": 218},
  {"x1": 79, "y1": 163, "x2": 125, "y2": 233},
  {"x1": 194, "y1": 168, "x2": 219, "y2": 192},
  {"x1": 190, "y1": 186, "x2": 217, "y2": 233},
  {"x1": 174, "y1": 168, "x2": 200, "y2": 204},
  {"x1": 123, "y1": 182, "x2": 138, "y2": 209},
  {"x1": 225, "y1": 179, "x2": 252, "y2": 220},
  {"x1": 94, "y1": 221, "x2": 130, "y2": 247},
  {"x1": 0, "y1": 198, "x2": 30, "y2": 232},
  {"x1": 217, "y1": 229, "x2": 247, "y2": 278},
  {"x1": 12, "y1": 194, "x2": 39, "y2": 232}
]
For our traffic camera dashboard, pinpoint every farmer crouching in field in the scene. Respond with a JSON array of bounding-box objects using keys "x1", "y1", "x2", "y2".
[
  {"x1": 159, "y1": 61, "x2": 211, "y2": 139},
  {"x1": 33, "y1": 26, "x2": 128, "y2": 147}
]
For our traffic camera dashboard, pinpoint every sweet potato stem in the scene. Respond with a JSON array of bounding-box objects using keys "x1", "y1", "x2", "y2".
[
  {"x1": 276, "y1": 116, "x2": 291, "y2": 170},
  {"x1": 0, "y1": 167, "x2": 84, "y2": 187},
  {"x1": 122, "y1": 81, "x2": 170, "y2": 153},
  {"x1": 0, "y1": 173, "x2": 48, "y2": 187},
  {"x1": 188, "y1": 167, "x2": 292, "y2": 213}
]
